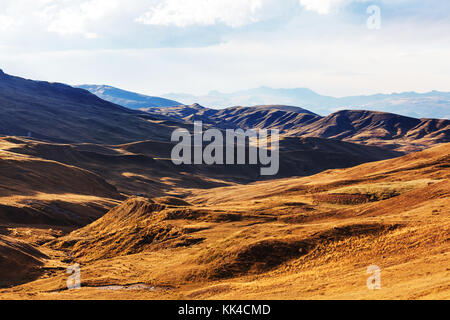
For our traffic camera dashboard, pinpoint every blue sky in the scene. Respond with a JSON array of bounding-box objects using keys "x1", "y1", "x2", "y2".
[{"x1": 0, "y1": 0, "x2": 449, "y2": 97}]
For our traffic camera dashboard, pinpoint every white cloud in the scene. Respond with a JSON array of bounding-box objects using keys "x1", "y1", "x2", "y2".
[
  {"x1": 299, "y1": 0, "x2": 371, "y2": 15},
  {"x1": 299, "y1": 0, "x2": 348, "y2": 14},
  {"x1": 135, "y1": 0, "x2": 373, "y2": 28},
  {"x1": 0, "y1": 14, "x2": 22, "y2": 31},
  {"x1": 136, "y1": 0, "x2": 281, "y2": 28},
  {"x1": 0, "y1": 0, "x2": 123, "y2": 38},
  {"x1": 1, "y1": 0, "x2": 450, "y2": 99},
  {"x1": 38, "y1": 0, "x2": 121, "y2": 38}
]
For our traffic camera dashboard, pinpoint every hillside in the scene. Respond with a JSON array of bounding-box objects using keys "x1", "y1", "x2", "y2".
[
  {"x1": 289, "y1": 110, "x2": 450, "y2": 153},
  {"x1": 0, "y1": 136, "x2": 401, "y2": 197},
  {"x1": 149, "y1": 104, "x2": 319, "y2": 130},
  {"x1": 2, "y1": 69, "x2": 446, "y2": 154},
  {"x1": 2, "y1": 143, "x2": 446, "y2": 299},
  {"x1": 0, "y1": 70, "x2": 447, "y2": 300},
  {"x1": 0, "y1": 235, "x2": 48, "y2": 287},
  {"x1": 0, "y1": 138, "x2": 121, "y2": 227},
  {"x1": 0, "y1": 70, "x2": 186, "y2": 145},
  {"x1": 147, "y1": 105, "x2": 450, "y2": 153},
  {"x1": 77, "y1": 85, "x2": 182, "y2": 109}
]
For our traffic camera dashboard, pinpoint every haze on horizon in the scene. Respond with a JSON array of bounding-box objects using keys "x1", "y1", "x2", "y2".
[{"x1": 1, "y1": 0, "x2": 449, "y2": 98}]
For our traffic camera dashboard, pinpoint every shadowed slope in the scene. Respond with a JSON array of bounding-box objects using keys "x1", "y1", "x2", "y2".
[
  {"x1": 289, "y1": 110, "x2": 450, "y2": 153},
  {"x1": 0, "y1": 71, "x2": 187, "y2": 144},
  {"x1": 0, "y1": 235, "x2": 48, "y2": 287},
  {"x1": 0, "y1": 136, "x2": 401, "y2": 197},
  {"x1": 147, "y1": 105, "x2": 449, "y2": 153}
]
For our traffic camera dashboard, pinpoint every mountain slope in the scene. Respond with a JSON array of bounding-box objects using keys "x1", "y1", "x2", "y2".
[
  {"x1": 1, "y1": 136, "x2": 401, "y2": 197},
  {"x1": 23, "y1": 143, "x2": 448, "y2": 300},
  {"x1": 289, "y1": 110, "x2": 450, "y2": 153},
  {"x1": 0, "y1": 235, "x2": 48, "y2": 287},
  {"x1": 188, "y1": 143, "x2": 450, "y2": 205},
  {"x1": 146, "y1": 105, "x2": 450, "y2": 153},
  {"x1": 0, "y1": 138, "x2": 121, "y2": 226},
  {"x1": 77, "y1": 85, "x2": 182, "y2": 109},
  {"x1": 149, "y1": 104, "x2": 320, "y2": 130},
  {"x1": 0, "y1": 70, "x2": 186, "y2": 145}
]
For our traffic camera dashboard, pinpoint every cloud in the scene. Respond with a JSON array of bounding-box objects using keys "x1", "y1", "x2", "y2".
[
  {"x1": 1, "y1": 0, "x2": 450, "y2": 99},
  {"x1": 299, "y1": 0, "x2": 348, "y2": 15},
  {"x1": 136, "y1": 0, "x2": 289, "y2": 28},
  {"x1": 0, "y1": 14, "x2": 22, "y2": 31},
  {"x1": 38, "y1": 0, "x2": 121, "y2": 38},
  {"x1": 298, "y1": 0, "x2": 373, "y2": 15},
  {"x1": 135, "y1": 0, "x2": 369, "y2": 28}
]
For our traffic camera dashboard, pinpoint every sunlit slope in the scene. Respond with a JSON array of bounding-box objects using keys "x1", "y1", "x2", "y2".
[
  {"x1": 3, "y1": 144, "x2": 446, "y2": 299},
  {"x1": 0, "y1": 139, "x2": 121, "y2": 227}
]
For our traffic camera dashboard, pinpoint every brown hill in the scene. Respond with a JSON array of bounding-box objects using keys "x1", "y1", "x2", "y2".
[
  {"x1": 149, "y1": 104, "x2": 320, "y2": 131},
  {"x1": 0, "y1": 234, "x2": 48, "y2": 287},
  {"x1": 0, "y1": 139, "x2": 121, "y2": 227},
  {"x1": 1, "y1": 135, "x2": 401, "y2": 197},
  {"x1": 0, "y1": 70, "x2": 447, "y2": 299},
  {"x1": 51, "y1": 198, "x2": 173, "y2": 262},
  {"x1": 6, "y1": 144, "x2": 445, "y2": 299},
  {"x1": 0, "y1": 70, "x2": 188, "y2": 145},
  {"x1": 289, "y1": 110, "x2": 450, "y2": 153},
  {"x1": 147, "y1": 105, "x2": 450, "y2": 153},
  {"x1": 187, "y1": 143, "x2": 450, "y2": 205}
]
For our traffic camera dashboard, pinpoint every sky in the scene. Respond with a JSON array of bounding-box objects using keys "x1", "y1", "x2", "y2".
[{"x1": 0, "y1": 0, "x2": 449, "y2": 97}]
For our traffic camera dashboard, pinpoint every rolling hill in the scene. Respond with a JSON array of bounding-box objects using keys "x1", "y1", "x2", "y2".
[
  {"x1": 0, "y1": 70, "x2": 187, "y2": 145},
  {"x1": 2, "y1": 69, "x2": 447, "y2": 153},
  {"x1": 148, "y1": 104, "x2": 450, "y2": 153},
  {"x1": 288, "y1": 110, "x2": 450, "y2": 153},
  {"x1": 0, "y1": 138, "x2": 121, "y2": 227},
  {"x1": 3, "y1": 143, "x2": 445, "y2": 299},
  {"x1": 0, "y1": 135, "x2": 401, "y2": 198},
  {"x1": 0, "y1": 70, "x2": 448, "y2": 299},
  {"x1": 0, "y1": 235, "x2": 48, "y2": 287}
]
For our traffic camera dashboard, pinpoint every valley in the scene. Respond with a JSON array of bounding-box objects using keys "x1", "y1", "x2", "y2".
[
  {"x1": 0, "y1": 144, "x2": 448, "y2": 299},
  {"x1": 0, "y1": 70, "x2": 448, "y2": 300}
]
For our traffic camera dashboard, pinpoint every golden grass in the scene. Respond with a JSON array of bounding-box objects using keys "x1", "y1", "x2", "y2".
[
  {"x1": 329, "y1": 179, "x2": 443, "y2": 200},
  {"x1": 0, "y1": 143, "x2": 449, "y2": 300}
]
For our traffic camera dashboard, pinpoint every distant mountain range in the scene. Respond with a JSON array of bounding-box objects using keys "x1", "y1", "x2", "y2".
[
  {"x1": 162, "y1": 87, "x2": 450, "y2": 119},
  {"x1": 78, "y1": 83, "x2": 450, "y2": 119},
  {"x1": 77, "y1": 85, "x2": 181, "y2": 109}
]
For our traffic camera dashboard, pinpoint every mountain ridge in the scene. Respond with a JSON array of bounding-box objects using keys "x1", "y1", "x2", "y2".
[
  {"x1": 0, "y1": 71, "x2": 190, "y2": 145},
  {"x1": 148, "y1": 104, "x2": 450, "y2": 153},
  {"x1": 77, "y1": 84, "x2": 182, "y2": 109},
  {"x1": 162, "y1": 86, "x2": 450, "y2": 119}
]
